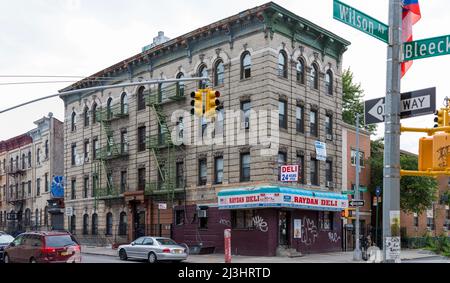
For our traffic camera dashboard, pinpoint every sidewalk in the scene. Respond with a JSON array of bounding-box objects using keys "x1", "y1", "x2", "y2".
[{"x1": 80, "y1": 245, "x2": 442, "y2": 263}]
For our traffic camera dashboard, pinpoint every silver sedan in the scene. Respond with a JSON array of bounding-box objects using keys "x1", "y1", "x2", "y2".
[{"x1": 117, "y1": 237, "x2": 188, "y2": 263}]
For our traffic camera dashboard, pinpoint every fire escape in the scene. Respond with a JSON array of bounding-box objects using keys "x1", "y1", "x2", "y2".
[
  {"x1": 145, "y1": 82, "x2": 185, "y2": 203},
  {"x1": 93, "y1": 102, "x2": 129, "y2": 209},
  {"x1": 6, "y1": 163, "x2": 26, "y2": 230}
]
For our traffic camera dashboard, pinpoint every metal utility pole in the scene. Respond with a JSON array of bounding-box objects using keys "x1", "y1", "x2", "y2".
[
  {"x1": 353, "y1": 114, "x2": 362, "y2": 261},
  {"x1": 383, "y1": 0, "x2": 403, "y2": 263}
]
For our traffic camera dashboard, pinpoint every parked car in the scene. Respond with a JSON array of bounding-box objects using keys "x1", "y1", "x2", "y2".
[
  {"x1": 118, "y1": 237, "x2": 188, "y2": 263},
  {"x1": 3, "y1": 231, "x2": 81, "y2": 263},
  {"x1": 0, "y1": 233, "x2": 15, "y2": 262}
]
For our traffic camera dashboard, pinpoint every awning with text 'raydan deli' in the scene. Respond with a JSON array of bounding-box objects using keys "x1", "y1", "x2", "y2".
[{"x1": 218, "y1": 186, "x2": 348, "y2": 211}]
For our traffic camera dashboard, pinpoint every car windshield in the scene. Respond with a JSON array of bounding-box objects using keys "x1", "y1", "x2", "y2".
[
  {"x1": 156, "y1": 238, "x2": 177, "y2": 245},
  {"x1": 0, "y1": 235, "x2": 14, "y2": 245},
  {"x1": 45, "y1": 235, "x2": 78, "y2": 247}
]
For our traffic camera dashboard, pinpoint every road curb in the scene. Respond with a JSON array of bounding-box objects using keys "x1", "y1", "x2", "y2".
[{"x1": 82, "y1": 251, "x2": 117, "y2": 258}]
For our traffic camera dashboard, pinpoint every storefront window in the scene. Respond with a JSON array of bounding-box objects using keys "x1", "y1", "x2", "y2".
[
  {"x1": 320, "y1": 211, "x2": 333, "y2": 230},
  {"x1": 232, "y1": 210, "x2": 255, "y2": 229}
]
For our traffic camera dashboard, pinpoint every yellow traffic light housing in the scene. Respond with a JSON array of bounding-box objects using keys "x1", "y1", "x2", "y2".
[
  {"x1": 190, "y1": 90, "x2": 203, "y2": 116},
  {"x1": 434, "y1": 109, "x2": 449, "y2": 128},
  {"x1": 205, "y1": 89, "x2": 221, "y2": 118}
]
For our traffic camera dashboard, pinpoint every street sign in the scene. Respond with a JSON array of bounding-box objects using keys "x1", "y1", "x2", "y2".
[
  {"x1": 349, "y1": 200, "x2": 365, "y2": 207},
  {"x1": 404, "y1": 34, "x2": 450, "y2": 62},
  {"x1": 65, "y1": 207, "x2": 73, "y2": 217},
  {"x1": 342, "y1": 191, "x2": 355, "y2": 195},
  {"x1": 158, "y1": 203, "x2": 167, "y2": 210},
  {"x1": 359, "y1": 187, "x2": 368, "y2": 192},
  {"x1": 6, "y1": 212, "x2": 16, "y2": 221},
  {"x1": 333, "y1": 0, "x2": 389, "y2": 43},
  {"x1": 364, "y1": 87, "x2": 436, "y2": 125},
  {"x1": 280, "y1": 165, "x2": 299, "y2": 182},
  {"x1": 375, "y1": 186, "x2": 382, "y2": 197}
]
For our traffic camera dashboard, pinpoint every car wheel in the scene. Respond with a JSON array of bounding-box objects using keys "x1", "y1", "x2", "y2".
[
  {"x1": 30, "y1": 258, "x2": 37, "y2": 263},
  {"x1": 3, "y1": 254, "x2": 9, "y2": 263},
  {"x1": 148, "y1": 252, "x2": 157, "y2": 264},
  {"x1": 119, "y1": 249, "x2": 128, "y2": 261}
]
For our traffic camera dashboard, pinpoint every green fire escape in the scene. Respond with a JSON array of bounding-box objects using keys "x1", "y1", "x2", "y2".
[
  {"x1": 145, "y1": 82, "x2": 185, "y2": 203},
  {"x1": 93, "y1": 103, "x2": 129, "y2": 209}
]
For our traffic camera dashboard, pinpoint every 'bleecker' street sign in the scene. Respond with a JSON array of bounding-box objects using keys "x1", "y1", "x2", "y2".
[
  {"x1": 333, "y1": 0, "x2": 389, "y2": 44},
  {"x1": 404, "y1": 34, "x2": 450, "y2": 62},
  {"x1": 364, "y1": 87, "x2": 436, "y2": 125}
]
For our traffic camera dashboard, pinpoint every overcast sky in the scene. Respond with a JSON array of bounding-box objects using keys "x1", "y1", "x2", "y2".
[{"x1": 1, "y1": 0, "x2": 449, "y2": 153}]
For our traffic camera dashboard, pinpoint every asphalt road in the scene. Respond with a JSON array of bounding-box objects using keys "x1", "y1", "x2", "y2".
[{"x1": 82, "y1": 253, "x2": 140, "y2": 263}]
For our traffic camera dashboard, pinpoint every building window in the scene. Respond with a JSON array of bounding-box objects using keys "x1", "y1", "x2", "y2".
[
  {"x1": 28, "y1": 181, "x2": 31, "y2": 196},
  {"x1": 106, "y1": 97, "x2": 113, "y2": 120},
  {"x1": 22, "y1": 153, "x2": 26, "y2": 170},
  {"x1": 120, "y1": 171, "x2": 127, "y2": 193},
  {"x1": 71, "y1": 179, "x2": 76, "y2": 200},
  {"x1": 278, "y1": 152, "x2": 287, "y2": 180},
  {"x1": 137, "y1": 86, "x2": 146, "y2": 111},
  {"x1": 45, "y1": 173, "x2": 49, "y2": 192},
  {"x1": 92, "y1": 138, "x2": 98, "y2": 160},
  {"x1": 198, "y1": 208, "x2": 208, "y2": 229},
  {"x1": 214, "y1": 157, "x2": 224, "y2": 184},
  {"x1": 84, "y1": 106, "x2": 90, "y2": 127},
  {"x1": 279, "y1": 99, "x2": 287, "y2": 129},
  {"x1": 296, "y1": 105, "x2": 304, "y2": 133},
  {"x1": 121, "y1": 130, "x2": 128, "y2": 154},
  {"x1": 83, "y1": 140, "x2": 89, "y2": 161},
  {"x1": 176, "y1": 162, "x2": 184, "y2": 188},
  {"x1": 231, "y1": 210, "x2": 255, "y2": 229},
  {"x1": 138, "y1": 168, "x2": 146, "y2": 191},
  {"x1": 36, "y1": 149, "x2": 41, "y2": 165},
  {"x1": 106, "y1": 213, "x2": 113, "y2": 236},
  {"x1": 297, "y1": 154, "x2": 305, "y2": 184},
  {"x1": 426, "y1": 208, "x2": 435, "y2": 230},
  {"x1": 310, "y1": 110, "x2": 318, "y2": 137},
  {"x1": 199, "y1": 159, "x2": 207, "y2": 186},
  {"x1": 175, "y1": 210, "x2": 185, "y2": 226},
  {"x1": 325, "y1": 114, "x2": 333, "y2": 139},
  {"x1": 83, "y1": 177, "x2": 89, "y2": 198},
  {"x1": 319, "y1": 211, "x2": 333, "y2": 230},
  {"x1": 240, "y1": 153, "x2": 251, "y2": 182},
  {"x1": 70, "y1": 215, "x2": 76, "y2": 234},
  {"x1": 326, "y1": 161, "x2": 333, "y2": 183},
  {"x1": 413, "y1": 213, "x2": 419, "y2": 227},
  {"x1": 119, "y1": 212, "x2": 127, "y2": 236},
  {"x1": 325, "y1": 70, "x2": 333, "y2": 95},
  {"x1": 28, "y1": 151, "x2": 31, "y2": 168},
  {"x1": 241, "y1": 101, "x2": 251, "y2": 129},
  {"x1": 310, "y1": 158, "x2": 319, "y2": 186},
  {"x1": 297, "y1": 58, "x2": 305, "y2": 84},
  {"x1": 138, "y1": 126, "x2": 146, "y2": 152},
  {"x1": 121, "y1": 92, "x2": 128, "y2": 115},
  {"x1": 35, "y1": 178, "x2": 40, "y2": 197},
  {"x1": 83, "y1": 214, "x2": 89, "y2": 235},
  {"x1": 176, "y1": 72, "x2": 185, "y2": 97},
  {"x1": 351, "y1": 150, "x2": 365, "y2": 167},
  {"x1": 214, "y1": 60, "x2": 225, "y2": 86},
  {"x1": 198, "y1": 64, "x2": 209, "y2": 89},
  {"x1": 92, "y1": 174, "x2": 98, "y2": 197},
  {"x1": 71, "y1": 111, "x2": 77, "y2": 131},
  {"x1": 92, "y1": 103, "x2": 98, "y2": 124},
  {"x1": 241, "y1": 51, "x2": 251, "y2": 79},
  {"x1": 310, "y1": 64, "x2": 319, "y2": 90},
  {"x1": 278, "y1": 51, "x2": 288, "y2": 78},
  {"x1": 71, "y1": 144, "x2": 76, "y2": 166},
  {"x1": 91, "y1": 213, "x2": 98, "y2": 235}
]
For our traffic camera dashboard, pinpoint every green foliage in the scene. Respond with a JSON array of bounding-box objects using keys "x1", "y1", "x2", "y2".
[
  {"x1": 342, "y1": 68, "x2": 377, "y2": 134},
  {"x1": 424, "y1": 235, "x2": 450, "y2": 257}
]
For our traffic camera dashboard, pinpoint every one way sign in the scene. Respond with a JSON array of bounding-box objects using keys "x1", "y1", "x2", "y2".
[{"x1": 364, "y1": 87, "x2": 436, "y2": 125}]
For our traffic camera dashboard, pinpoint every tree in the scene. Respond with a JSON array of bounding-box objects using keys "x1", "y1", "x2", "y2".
[
  {"x1": 369, "y1": 139, "x2": 438, "y2": 214},
  {"x1": 342, "y1": 68, "x2": 377, "y2": 134}
]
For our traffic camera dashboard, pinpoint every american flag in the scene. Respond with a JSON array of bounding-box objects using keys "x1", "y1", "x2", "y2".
[{"x1": 402, "y1": 0, "x2": 422, "y2": 77}]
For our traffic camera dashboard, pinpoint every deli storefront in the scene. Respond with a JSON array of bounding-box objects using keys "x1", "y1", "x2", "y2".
[{"x1": 172, "y1": 186, "x2": 348, "y2": 256}]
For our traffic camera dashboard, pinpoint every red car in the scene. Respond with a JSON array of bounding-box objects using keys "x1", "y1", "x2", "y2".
[{"x1": 3, "y1": 231, "x2": 81, "y2": 263}]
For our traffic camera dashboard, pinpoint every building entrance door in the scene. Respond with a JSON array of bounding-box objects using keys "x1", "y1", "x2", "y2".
[
  {"x1": 279, "y1": 211, "x2": 291, "y2": 246},
  {"x1": 134, "y1": 211, "x2": 145, "y2": 239}
]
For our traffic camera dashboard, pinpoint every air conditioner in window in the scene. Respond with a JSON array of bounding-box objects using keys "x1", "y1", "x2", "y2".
[
  {"x1": 84, "y1": 157, "x2": 90, "y2": 163},
  {"x1": 326, "y1": 134, "x2": 333, "y2": 140},
  {"x1": 198, "y1": 210, "x2": 207, "y2": 218},
  {"x1": 326, "y1": 181, "x2": 334, "y2": 188},
  {"x1": 244, "y1": 121, "x2": 249, "y2": 129}
]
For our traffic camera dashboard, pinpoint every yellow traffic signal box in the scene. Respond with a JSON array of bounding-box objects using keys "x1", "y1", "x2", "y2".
[
  {"x1": 419, "y1": 132, "x2": 450, "y2": 171},
  {"x1": 434, "y1": 109, "x2": 449, "y2": 128},
  {"x1": 205, "y1": 89, "x2": 221, "y2": 118},
  {"x1": 190, "y1": 90, "x2": 203, "y2": 116}
]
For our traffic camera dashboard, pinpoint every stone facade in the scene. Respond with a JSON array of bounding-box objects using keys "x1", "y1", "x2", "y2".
[{"x1": 59, "y1": 2, "x2": 350, "y2": 254}]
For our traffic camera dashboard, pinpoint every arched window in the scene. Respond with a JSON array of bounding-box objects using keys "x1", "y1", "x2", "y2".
[
  {"x1": 91, "y1": 213, "x2": 98, "y2": 235},
  {"x1": 278, "y1": 51, "x2": 288, "y2": 78},
  {"x1": 92, "y1": 103, "x2": 98, "y2": 124},
  {"x1": 119, "y1": 212, "x2": 127, "y2": 236},
  {"x1": 121, "y1": 93, "x2": 128, "y2": 114},
  {"x1": 44, "y1": 206, "x2": 48, "y2": 227},
  {"x1": 22, "y1": 154, "x2": 26, "y2": 170},
  {"x1": 310, "y1": 63, "x2": 319, "y2": 90},
  {"x1": 325, "y1": 70, "x2": 333, "y2": 95},
  {"x1": 241, "y1": 52, "x2": 251, "y2": 79},
  {"x1": 214, "y1": 60, "x2": 225, "y2": 86},
  {"x1": 70, "y1": 215, "x2": 76, "y2": 234},
  {"x1": 84, "y1": 107, "x2": 90, "y2": 127},
  {"x1": 107, "y1": 97, "x2": 113, "y2": 120},
  {"x1": 15, "y1": 156, "x2": 19, "y2": 169},
  {"x1": 106, "y1": 212, "x2": 113, "y2": 236},
  {"x1": 9, "y1": 158, "x2": 13, "y2": 171},
  {"x1": 27, "y1": 151, "x2": 32, "y2": 168},
  {"x1": 137, "y1": 86, "x2": 146, "y2": 110},
  {"x1": 83, "y1": 214, "x2": 89, "y2": 235},
  {"x1": 36, "y1": 148, "x2": 41, "y2": 165},
  {"x1": 296, "y1": 58, "x2": 305, "y2": 84},
  {"x1": 176, "y1": 73, "x2": 185, "y2": 97},
  {"x1": 71, "y1": 111, "x2": 77, "y2": 131},
  {"x1": 198, "y1": 64, "x2": 208, "y2": 89}
]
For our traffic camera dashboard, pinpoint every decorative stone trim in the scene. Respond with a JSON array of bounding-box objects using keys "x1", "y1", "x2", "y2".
[
  {"x1": 279, "y1": 94, "x2": 288, "y2": 101},
  {"x1": 310, "y1": 104, "x2": 319, "y2": 111},
  {"x1": 296, "y1": 99, "x2": 305, "y2": 106},
  {"x1": 239, "y1": 146, "x2": 251, "y2": 153},
  {"x1": 239, "y1": 95, "x2": 251, "y2": 102},
  {"x1": 325, "y1": 109, "x2": 334, "y2": 116},
  {"x1": 279, "y1": 146, "x2": 288, "y2": 153},
  {"x1": 198, "y1": 153, "x2": 208, "y2": 159},
  {"x1": 176, "y1": 156, "x2": 184, "y2": 163},
  {"x1": 296, "y1": 149, "x2": 305, "y2": 156}
]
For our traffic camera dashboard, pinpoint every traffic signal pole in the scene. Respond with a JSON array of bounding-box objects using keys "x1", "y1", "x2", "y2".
[
  {"x1": 383, "y1": 0, "x2": 403, "y2": 263},
  {"x1": 353, "y1": 114, "x2": 362, "y2": 261}
]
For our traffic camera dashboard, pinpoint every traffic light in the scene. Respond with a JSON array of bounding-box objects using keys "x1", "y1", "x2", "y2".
[
  {"x1": 341, "y1": 209, "x2": 349, "y2": 218},
  {"x1": 190, "y1": 90, "x2": 203, "y2": 116},
  {"x1": 205, "y1": 89, "x2": 222, "y2": 118},
  {"x1": 434, "y1": 109, "x2": 449, "y2": 128},
  {"x1": 419, "y1": 132, "x2": 450, "y2": 171}
]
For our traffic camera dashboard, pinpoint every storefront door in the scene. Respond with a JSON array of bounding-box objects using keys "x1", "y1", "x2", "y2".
[{"x1": 279, "y1": 211, "x2": 291, "y2": 246}]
